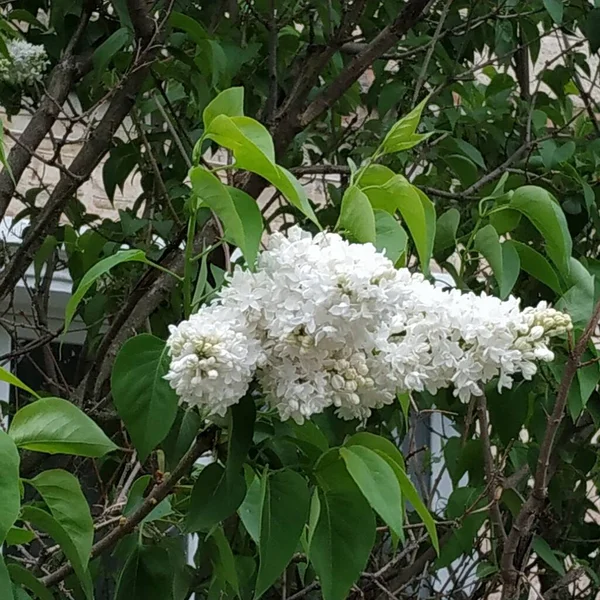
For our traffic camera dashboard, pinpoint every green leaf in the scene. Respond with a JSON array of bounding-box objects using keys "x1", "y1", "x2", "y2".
[
  {"x1": 208, "y1": 527, "x2": 239, "y2": 595},
  {"x1": 395, "y1": 468, "x2": 439, "y2": 553},
  {"x1": 203, "y1": 87, "x2": 245, "y2": 131},
  {"x1": 374, "y1": 210, "x2": 407, "y2": 264},
  {"x1": 508, "y1": 241, "x2": 562, "y2": 294},
  {"x1": 198, "y1": 39, "x2": 229, "y2": 88},
  {"x1": 4, "y1": 527, "x2": 35, "y2": 546},
  {"x1": 207, "y1": 114, "x2": 272, "y2": 168},
  {"x1": 275, "y1": 166, "x2": 320, "y2": 225},
  {"x1": 115, "y1": 545, "x2": 174, "y2": 600},
  {"x1": 490, "y1": 208, "x2": 521, "y2": 235},
  {"x1": 488, "y1": 382, "x2": 530, "y2": 446},
  {"x1": 227, "y1": 395, "x2": 256, "y2": 477},
  {"x1": 356, "y1": 164, "x2": 397, "y2": 212},
  {"x1": 307, "y1": 488, "x2": 320, "y2": 551},
  {"x1": 474, "y1": 225, "x2": 520, "y2": 299},
  {"x1": 435, "y1": 487, "x2": 487, "y2": 568},
  {"x1": 344, "y1": 433, "x2": 407, "y2": 546},
  {"x1": 64, "y1": 249, "x2": 152, "y2": 335},
  {"x1": 384, "y1": 132, "x2": 434, "y2": 153},
  {"x1": 204, "y1": 115, "x2": 318, "y2": 224},
  {"x1": 532, "y1": 535, "x2": 565, "y2": 575},
  {"x1": 21, "y1": 507, "x2": 93, "y2": 599},
  {"x1": 255, "y1": 470, "x2": 310, "y2": 599},
  {"x1": 360, "y1": 168, "x2": 435, "y2": 274},
  {"x1": 434, "y1": 208, "x2": 460, "y2": 257},
  {"x1": 539, "y1": 140, "x2": 557, "y2": 169},
  {"x1": 521, "y1": 17, "x2": 541, "y2": 62},
  {"x1": 228, "y1": 186, "x2": 263, "y2": 267},
  {"x1": 445, "y1": 438, "x2": 484, "y2": 486},
  {"x1": 169, "y1": 12, "x2": 208, "y2": 45},
  {"x1": 10, "y1": 397, "x2": 117, "y2": 457},
  {"x1": 0, "y1": 123, "x2": 14, "y2": 183},
  {"x1": 474, "y1": 226, "x2": 502, "y2": 279},
  {"x1": 509, "y1": 186, "x2": 572, "y2": 275},
  {"x1": 445, "y1": 154, "x2": 478, "y2": 187},
  {"x1": 7, "y1": 563, "x2": 54, "y2": 600},
  {"x1": 112, "y1": 334, "x2": 179, "y2": 461},
  {"x1": 91, "y1": 27, "x2": 131, "y2": 74},
  {"x1": 34, "y1": 235, "x2": 58, "y2": 286},
  {"x1": 452, "y1": 138, "x2": 486, "y2": 169},
  {"x1": 379, "y1": 97, "x2": 431, "y2": 155},
  {"x1": 500, "y1": 243, "x2": 520, "y2": 298},
  {"x1": 585, "y1": 8, "x2": 600, "y2": 53},
  {"x1": 13, "y1": 585, "x2": 32, "y2": 599},
  {"x1": 14, "y1": 584, "x2": 34, "y2": 600},
  {"x1": 563, "y1": 360, "x2": 600, "y2": 420},
  {"x1": 0, "y1": 366, "x2": 39, "y2": 399},
  {"x1": 0, "y1": 556, "x2": 14, "y2": 600},
  {"x1": 577, "y1": 362, "x2": 600, "y2": 413},
  {"x1": 337, "y1": 185, "x2": 376, "y2": 243},
  {"x1": 124, "y1": 475, "x2": 172, "y2": 523},
  {"x1": 476, "y1": 561, "x2": 498, "y2": 579},
  {"x1": 543, "y1": 0, "x2": 563, "y2": 24},
  {"x1": 0, "y1": 431, "x2": 20, "y2": 544},
  {"x1": 557, "y1": 259, "x2": 595, "y2": 328},
  {"x1": 162, "y1": 409, "x2": 203, "y2": 471},
  {"x1": 340, "y1": 446, "x2": 403, "y2": 538},
  {"x1": 186, "y1": 463, "x2": 247, "y2": 532},
  {"x1": 103, "y1": 143, "x2": 139, "y2": 202},
  {"x1": 192, "y1": 252, "x2": 209, "y2": 311},
  {"x1": 345, "y1": 432, "x2": 405, "y2": 472},
  {"x1": 309, "y1": 467, "x2": 375, "y2": 600},
  {"x1": 553, "y1": 141, "x2": 575, "y2": 164},
  {"x1": 398, "y1": 393, "x2": 410, "y2": 428},
  {"x1": 190, "y1": 167, "x2": 245, "y2": 252},
  {"x1": 539, "y1": 139, "x2": 576, "y2": 167},
  {"x1": 412, "y1": 187, "x2": 436, "y2": 276},
  {"x1": 238, "y1": 469, "x2": 261, "y2": 543},
  {"x1": 28, "y1": 470, "x2": 93, "y2": 570},
  {"x1": 289, "y1": 420, "x2": 329, "y2": 454}
]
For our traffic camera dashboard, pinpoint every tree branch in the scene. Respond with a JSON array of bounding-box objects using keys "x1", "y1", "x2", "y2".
[
  {"x1": 266, "y1": 0, "x2": 278, "y2": 122},
  {"x1": 514, "y1": 25, "x2": 530, "y2": 102},
  {"x1": 299, "y1": 0, "x2": 433, "y2": 128},
  {"x1": 272, "y1": 0, "x2": 369, "y2": 141},
  {"x1": 0, "y1": 0, "x2": 95, "y2": 220},
  {"x1": 241, "y1": 0, "x2": 431, "y2": 200},
  {"x1": 412, "y1": 0, "x2": 453, "y2": 106},
  {"x1": 478, "y1": 394, "x2": 507, "y2": 546},
  {"x1": 543, "y1": 567, "x2": 585, "y2": 600},
  {"x1": 500, "y1": 299, "x2": 600, "y2": 599},
  {"x1": 0, "y1": 0, "x2": 167, "y2": 301},
  {"x1": 40, "y1": 426, "x2": 217, "y2": 588},
  {"x1": 81, "y1": 221, "x2": 220, "y2": 406}
]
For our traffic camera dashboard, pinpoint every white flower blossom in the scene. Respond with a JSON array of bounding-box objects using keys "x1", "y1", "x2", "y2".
[
  {"x1": 0, "y1": 39, "x2": 49, "y2": 85},
  {"x1": 164, "y1": 304, "x2": 263, "y2": 417},
  {"x1": 165, "y1": 226, "x2": 572, "y2": 423}
]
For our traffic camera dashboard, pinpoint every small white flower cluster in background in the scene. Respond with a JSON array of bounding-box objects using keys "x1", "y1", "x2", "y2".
[
  {"x1": 0, "y1": 39, "x2": 49, "y2": 86},
  {"x1": 165, "y1": 227, "x2": 572, "y2": 423}
]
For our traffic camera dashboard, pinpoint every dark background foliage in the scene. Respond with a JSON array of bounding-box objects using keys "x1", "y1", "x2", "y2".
[{"x1": 1, "y1": 0, "x2": 600, "y2": 599}]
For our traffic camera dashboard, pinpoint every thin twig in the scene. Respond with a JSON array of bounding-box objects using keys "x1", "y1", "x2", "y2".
[
  {"x1": 500, "y1": 299, "x2": 600, "y2": 599},
  {"x1": 412, "y1": 0, "x2": 454, "y2": 105},
  {"x1": 132, "y1": 111, "x2": 182, "y2": 226},
  {"x1": 478, "y1": 394, "x2": 508, "y2": 545},
  {"x1": 41, "y1": 427, "x2": 216, "y2": 588},
  {"x1": 153, "y1": 95, "x2": 231, "y2": 272},
  {"x1": 266, "y1": 0, "x2": 278, "y2": 122}
]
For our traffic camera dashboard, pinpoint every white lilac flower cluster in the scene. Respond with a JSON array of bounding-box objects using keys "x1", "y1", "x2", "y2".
[
  {"x1": 165, "y1": 227, "x2": 572, "y2": 423},
  {"x1": 0, "y1": 39, "x2": 49, "y2": 86}
]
